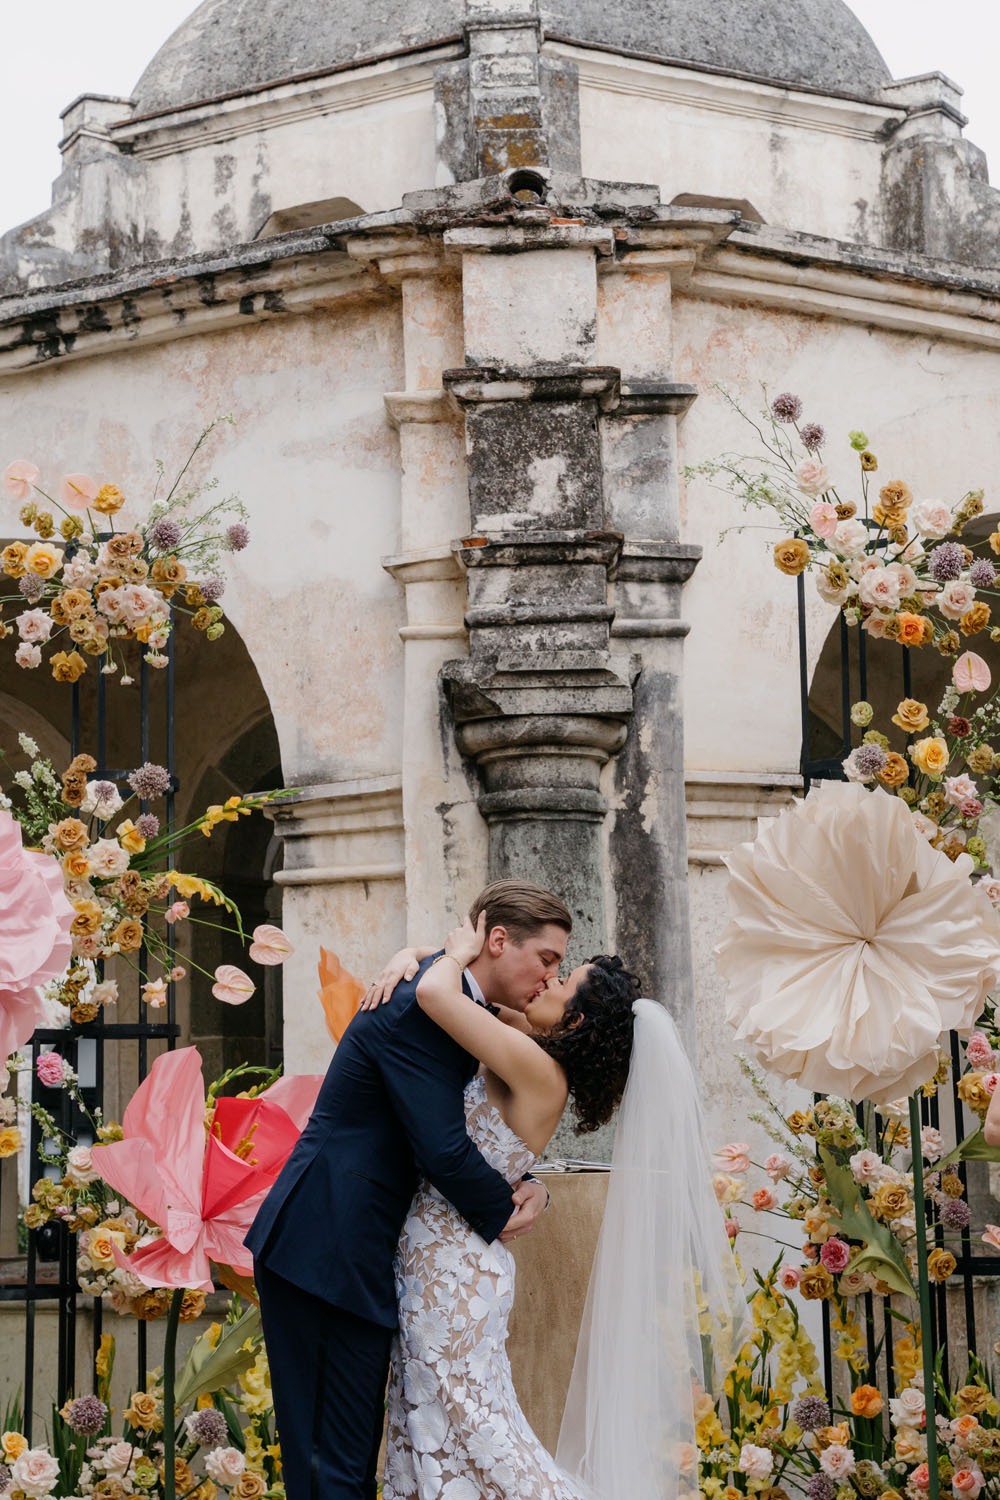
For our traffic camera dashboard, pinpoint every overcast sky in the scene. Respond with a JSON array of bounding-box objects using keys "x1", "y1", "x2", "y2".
[{"x1": 2, "y1": 2, "x2": 1000, "y2": 234}]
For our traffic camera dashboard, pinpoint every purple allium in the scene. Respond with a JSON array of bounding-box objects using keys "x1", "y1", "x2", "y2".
[
  {"x1": 186, "y1": 1408, "x2": 227, "y2": 1447},
  {"x1": 65, "y1": 1394, "x2": 108, "y2": 1435},
  {"x1": 93, "y1": 780, "x2": 117, "y2": 802},
  {"x1": 800, "y1": 422, "x2": 825, "y2": 452},
  {"x1": 807, "y1": 1475, "x2": 836, "y2": 1500},
  {"x1": 225, "y1": 522, "x2": 250, "y2": 551},
  {"x1": 198, "y1": 575, "x2": 226, "y2": 603},
  {"x1": 969, "y1": 558, "x2": 997, "y2": 589},
  {"x1": 18, "y1": 574, "x2": 46, "y2": 603},
  {"x1": 792, "y1": 1395, "x2": 831, "y2": 1432},
  {"x1": 135, "y1": 813, "x2": 160, "y2": 838},
  {"x1": 929, "y1": 542, "x2": 966, "y2": 583},
  {"x1": 846, "y1": 743, "x2": 888, "y2": 782},
  {"x1": 127, "y1": 762, "x2": 172, "y2": 800},
  {"x1": 148, "y1": 518, "x2": 183, "y2": 551},
  {"x1": 771, "y1": 392, "x2": 803, "y2": 423},
  {"x1": 940, "y1": 1198, "x2": 971, "y2": 1230}
]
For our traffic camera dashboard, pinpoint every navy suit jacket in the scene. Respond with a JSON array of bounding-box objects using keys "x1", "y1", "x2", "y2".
[{"x1": 244, "y1": 956, "x2": 515, "y2": 1328}]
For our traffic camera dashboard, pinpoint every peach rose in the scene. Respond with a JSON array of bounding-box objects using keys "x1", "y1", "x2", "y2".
[
  {"x1": 892, "y1": 699, "x2": 929, "y2": 733},
  {"x1": 850, "y1": 1385, "x2": 884, "y2": 1418},
  {"x1": 24, "y1": 542, "x2": 64, "y2": 579},
  {"x1": 795, "y1": 459, "x2": 832, "y2": 496}
]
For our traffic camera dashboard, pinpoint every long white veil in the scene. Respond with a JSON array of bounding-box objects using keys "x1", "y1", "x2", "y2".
[{"x1": 556, "y1": 998, "x2": 750, "y2": 1500}]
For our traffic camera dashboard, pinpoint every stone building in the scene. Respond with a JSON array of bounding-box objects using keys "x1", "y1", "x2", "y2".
[{"x1": 4, "y1": 0, "x2": 1000, "y2": 1167}]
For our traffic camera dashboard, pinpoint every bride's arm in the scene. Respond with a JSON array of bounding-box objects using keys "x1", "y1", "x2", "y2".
[
  {"x1": 415, "y1": 920, "x2": 564, "y2": 1099},
  {"x1": 359, "y1": 945, "x2": 438, "y2": 1010}
]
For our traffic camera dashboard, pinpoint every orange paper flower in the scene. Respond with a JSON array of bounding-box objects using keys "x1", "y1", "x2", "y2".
[{"x1": 318, "y1": 948, "x2": 364, "y2": 1042}]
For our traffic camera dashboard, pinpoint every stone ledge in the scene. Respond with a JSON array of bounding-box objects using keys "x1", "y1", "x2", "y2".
[{"x1": 443, "y1": 364, "x2": 619, "y2": 405}]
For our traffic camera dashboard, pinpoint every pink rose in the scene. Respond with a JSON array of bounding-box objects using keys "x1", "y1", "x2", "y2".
[
  {"x1": 764, "y1": 1153, "x2": 793, "y2": 1181},
  {"x1": 795, "y1": 459, "x2": 832, "y2": 497},
  {"x1": 751, "y1": 1187, "x2": 778, "y2": 1212},
  {"x1": 966, "y1": 1032, "x2": 995, "y2": 1070},
  {"x1": 724, "y1": 1218, "x2": 739, "y2": 1242},
  {"x1": 809, "y1": 500, "x2": 839, "y2": 538},
  {"x1": 819, "y1": 1445, "x2": 857, "y2": 1481},
  {"x1": 945, "y1": 774, "x2": 979, "y2": 808},
  {"x1": 65, "y1": 1145, "x2": 99, "y2": 1184},
  {"x1": 778, "y1": 1265, "x2": 800, "y2": 1290},
  {"x1": 920, "y1": 1126, "x2": 944, "y2": 1162},
  {"x1": 858, "y1": 566, "x2": 902, "y2": 612},
  {"x1": 204, "y1": 1447, "x2": 246, "y2": 1486},
  {"x1": 832, "y1": 518, "x2": 868, "y2": 558},
  {"x1": 940, "y1": 580, "x2": 977, "y2": 620},
  {"x1": 983, "y1": 1073, "x2": 1000, "y2": 1096},
  {"x1": 11, "y1": 1448, "x2": 60, "y2": 1498},
  {"x1": 738, "y1": 1444, "x2": 773, "y2": 1481},
  {"x1": 978, "y1": 878, "x2": 1000, "y2": 906},
  {"x1": 961, "y1": 799, "x2": 984, "y2": 819},
  {"x1": 35, "y1": 1052, "x2": 65, "y2": 1088},
  {"x1": 911, "y1": 498, "x2": 955, "y2": 539},
  {"x1": 15, "y1": 643, "x2": 41, "y2": 670},
  {"x1": 953, "y1": 1468, "x2": 985, "y2": 1499},
  {"x1": 15, "y1": 610, "x2": 53, "y2": 644},
  {"x1": 819, "y1": 1236, "x2": 851, "y2": 1273},
  {"x1": 713, "y1": 1142, "x2": 751, "y2": 1173},
  {"x1": 911, "y1": 1464, "x2": 932, "y2": 1492},
  {"x1": 164, "y1": 901, "x2": 190, "y2": 924}
]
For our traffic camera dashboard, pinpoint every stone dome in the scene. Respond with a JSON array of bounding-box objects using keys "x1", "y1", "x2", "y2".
[{"x1": 132, "y1": 0, "x2": 891, "y2": 117}]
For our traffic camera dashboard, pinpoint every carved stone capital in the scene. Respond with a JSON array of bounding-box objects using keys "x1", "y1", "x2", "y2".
[{"x1": 268, "y1": 776, "x2": 404, "y2": 886}]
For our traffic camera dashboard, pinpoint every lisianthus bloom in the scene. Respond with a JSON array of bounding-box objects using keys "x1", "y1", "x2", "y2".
[
  {"x1": 750, "y1": 1186, "x2": 777, "y2": 1212},
  {"x1": 91, "y1": 1047, "x2": 322, "y2": 1290}
]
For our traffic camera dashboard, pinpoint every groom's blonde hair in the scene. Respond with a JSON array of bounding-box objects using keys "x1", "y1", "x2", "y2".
[{"x1": 468, "y1": 879, "x2": 572, "y2": 943}]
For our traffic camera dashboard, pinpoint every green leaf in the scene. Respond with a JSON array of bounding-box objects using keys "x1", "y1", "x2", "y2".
[
  {"x1": 937, "y1": 1127, "x2": 1000, "y2": 1169},
  {"x1": 818, "y1": 1147, "x2": 916, "y2": 1298},
  {"x1": 174, "y1": 1305, "x2": 261, "y2": 1407}
]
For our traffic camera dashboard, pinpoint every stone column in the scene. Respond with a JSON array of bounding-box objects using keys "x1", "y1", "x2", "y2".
[
  {"x1": 440, "y1": 222, "x2": 636, "y2": 967},
  {"x1": 268, "y1": 778, "x2": 404, "y2": 1073},
  {"x1": 597, "y1": 235, "x2": 704, "y2": 1034}
]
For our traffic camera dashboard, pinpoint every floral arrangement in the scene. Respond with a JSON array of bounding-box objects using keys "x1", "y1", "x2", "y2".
[
  {"x1": 0, "y1": 425, "x2": 248, "y2": 686},
  {"x1": 1, "y1": 734, "x2": 291, "y2": 1031},
  {"x1": 687, "y1": 388, "x2": 993, "y2": 654},
  {"x1": 0, "y1": 1314, "x2": 284, "y2": 1500}
]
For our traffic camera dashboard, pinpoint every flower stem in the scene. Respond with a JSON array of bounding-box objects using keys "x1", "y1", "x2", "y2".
[
  {"x1": 909, "y1": 1093, "x2": 939, "y2": 1500},
  {"x1": 162, "y1": 1286, "x2": 185, "y2": 1500}
]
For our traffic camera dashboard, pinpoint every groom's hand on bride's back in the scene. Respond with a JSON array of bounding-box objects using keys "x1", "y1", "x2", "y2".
[{"x1": 499, "y1": 1178, "x2": 549, "y2": 1243}]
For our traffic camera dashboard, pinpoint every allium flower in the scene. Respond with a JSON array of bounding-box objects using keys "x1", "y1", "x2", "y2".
[
  {"x1": 64, "y1": 1394, "x2": 108, "y2": 1435},
  {"x1": 135, "y1": 813, "x2": 160, "y2": 839},
  {"x1": 198, "y1": 576, "x2": 226, "y2": 603},
  {"x1": 225, "y1": 522, "x2": 249, "y2": 551},
  {"x1": 81, "y1": 781, "x2": 124, "y2": 820},
  {"x1": 148, "y1": 518, "x2": 182, "y2": 550},
  {"x1": 771, "y1": 392, "x2": 803, "y2": 422},
  {"x1": 844, "y1": 743, "x2": 888, "y2": 782},
  {"x1": 941, "y1": 1198, "x2": 971, "y2": 1231},
  {"x1": 185, "y1": 1409, "x2": 227, "y2": 1447},
  {"x1": 929, "y1": 543, "x2": 966, "y2": 582},
  {"x1": 801, "y1": 422, "x2": 825, "y2": 450},
  {"x1": 127, "y1": 762, "x2": 171, "y2": 800},
  {"x1": 793, "y1": 1395, "x2": 831, "y2": 1432},
  {"x1": 17, "y1": 575, "x2": 45, "y2": 604},
  {"x1": 969, "y1": 559, "x2": 997, "y2": 589},
  {"x1": 807, "y1": 1474, "x2": 836, "y2": 1500}
]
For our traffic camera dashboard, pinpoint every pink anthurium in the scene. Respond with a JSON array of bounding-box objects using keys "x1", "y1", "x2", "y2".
[
  {"x1": 2, "y1": 460, "x2": 39, "y2": 500},
  {"x1": 953, "y1": 651, "x2": 991, "y2": 694},
  {"x1": 59, "y1": 473, "x2": 99, "y2": 511},
  {"x1": 91, "y1": 1047, "x2": 322, "y2": 1291},
  {"x1": 248, "y1": 924, "x2": 293, "y2": 965},
  {"x1": 212, "y1": 964, "x2": 255, "y2": 1005}
]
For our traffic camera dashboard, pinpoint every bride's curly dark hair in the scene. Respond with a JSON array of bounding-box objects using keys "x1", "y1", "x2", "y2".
[{"x1": 534, "y1": 955, "x2": 642, "y2": 1133}]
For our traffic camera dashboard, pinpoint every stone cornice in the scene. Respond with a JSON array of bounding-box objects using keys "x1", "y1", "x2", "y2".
[{"x1": 268, "y1": 775, "x2": 405, "y2": 886}]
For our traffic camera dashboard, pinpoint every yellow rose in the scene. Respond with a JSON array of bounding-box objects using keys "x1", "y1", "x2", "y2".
[
  {"x1": 61, "y1": 851, "x2": 91, "y2": 880},
  {"x1": 50, "y1": 650, "x2": 87, "y2": 684},
  {"x1": 233, "y1": 1477, "x2": 267, "y2": 1500},
  {"x1": 961, "y1": 603, "x2": 991, "y2": 636},
  {"x1": 895, "y1": 1428, "x2": 925, "y2": 1463},
  {"x1": 910, "y1": 737, "x2": 949, "y2": 778},
  {"x1": 0, "y1": 1128, "x2": 22, "y2": 1159},
  {"x1": 871, "y1": 1182, "x2": 913, "y2": 1221},
  {"x1": 24, "y1": 541, "x2": 64, "y2": 578},
  {"x1": 816, "y1": 1423, "x2": 851, "y2": 1449},
  {"x1": 124, "y1": 1391, "x2": 161, "y2": 1431},
  {"x1": 891, "y1": 699, "x2": 929, "y2": 733},
  {"x1": 1, "y1": 1432, "x2": 28, "y2": 1461},
  {"x1": 957, "y1": 1385, "x2": 993, "y2": 1417},
  {"x1": 927, "y1": 1249, "x2": 957, "y2": 1282},
  {"x1": 93, "y1": 484, "x2": 125, "y2": 515},
  {"x1": 1, "y1": 542, "x2": 29, "y2": 577},
  {"x1": 87, "y1": 1229, "x2": 126, "y2": 1271},
  {"x1": 773, "y1": 538, "x2": 811, "y2": 577},
  {"x1": 798, "y1": 1266, "x2": 835, "y2": 1300},
  {"x1": 957, "y1": 1073, "x2": 991, "y2": 1118},
  {"x1": 51, "y1": 588, "x2": 92, "y2": 623},
  {"x1": 116, "y1": 820, "x2": 146, "y2": 855},
  {"x1": 878, "y1": 752, "x2": 910, "y2": 788}
]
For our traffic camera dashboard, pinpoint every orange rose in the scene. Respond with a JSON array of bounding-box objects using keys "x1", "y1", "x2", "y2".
[
  {"x1": 877, "y1": 752, "x2": 910, "y2": 788},
  {"x1": 71, "y1": 900, "x2": 103, "y2": 937},
  {"x1": 910, "y1": 737, "x2": 949, "y2": 778},
  {"x1": 850, "y1": 1385, "x2": 884, "y2": 1418},
  {"x1": 896, "y1": 612, "x2": 931, "y2": 647},
  {"x1": 61, "y1": 850, "x2": 90, "y2": 880}
]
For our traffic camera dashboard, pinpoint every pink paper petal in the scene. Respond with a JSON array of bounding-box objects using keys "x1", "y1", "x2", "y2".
[
  {"x1": 953, "y1": 652, "x2": 991, "y2": 694},
  {"x1": 59, "y1": 473, "x2": 99, "y2": 512},
  {"x1": 2, "y1": 460, "x2": 39, "y2": 500},
  {"x1": 258, "y1": 1072, "x2": 323, "y2": 1131},
  {"x1": 91, "y1": 1136, "x2": 170, "y2": 1229},
  {"x1": 212, "y1": 964, "x2": 256, "y2": 1005},
  {"x1": 120, "y1": 1047, "x2": 205, "y2": 1213},
  {"x1": 248, "y1": 923, "x2": 293, "y2": 965}
]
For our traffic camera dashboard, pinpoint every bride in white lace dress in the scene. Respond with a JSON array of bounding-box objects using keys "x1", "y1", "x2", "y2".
[{"x1": 377, "y1": 916, "x2": 747, "y2": 1500}]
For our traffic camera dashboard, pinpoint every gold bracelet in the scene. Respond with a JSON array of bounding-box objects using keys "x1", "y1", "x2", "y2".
[{"x1": 431, "y1": 952, "x2": 465, "y2": 973}]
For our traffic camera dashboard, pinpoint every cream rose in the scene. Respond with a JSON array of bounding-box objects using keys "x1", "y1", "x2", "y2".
[
  {"x1": 205, "y1": 1448, "x2": 247, "y2": 1487},
  {"x1": 65, "y1": 1145, "x2": 99, "y2": 1184},
  {"x1": 101, "y1": 1441, "x2": 138, "y2": 1480},
  {"x1": 889, "y1": 1388, "x2": 926, "y2": 1428},
  {"x1": 819, "y1": 1445, "x2": 857, "y2": 1481},
  {"x1": 832, "y1": 519, "x2": 868, "y2": 558},
  {"x1": 737, "y1": 1444, "x2": 773, "y2": 1481},
  {"x1": 795, "y1": 459, "x2": 832, "y2": 496},
  {"x1": 15, "y1": 643, "x2": 41, "y2": 669},
  {"x1": 940, "y1": 580, "x2": 977, "y2": 620},
  {"x1": 858, "y1": 566, "x2": 902, "y2": 612},
  {"x1": 911, "y1": 498, "x2": 955, "y2": 538},
  {"x1": 87, "y1": 838, "x2": 131, "y2": 879},
  {"x1": 15, "y1": 610, "x2": 53, "y2": 643},
  {"x1": 11, "y1": 1448, "x2": 61, "y2": 1498}
]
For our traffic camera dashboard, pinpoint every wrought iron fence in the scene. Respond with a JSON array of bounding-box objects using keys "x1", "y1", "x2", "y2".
[
  {"x1": 7, "y1": 640, "x2": 179, "y2": 1440},
  {"x1": 796, "y1": 578, "x2": 1000, "y2": 1396}
]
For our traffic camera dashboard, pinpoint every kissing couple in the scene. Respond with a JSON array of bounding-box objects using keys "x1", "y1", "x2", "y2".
[{"x1": 245, "y1": 879, "x2": 746, "y2": 1500}]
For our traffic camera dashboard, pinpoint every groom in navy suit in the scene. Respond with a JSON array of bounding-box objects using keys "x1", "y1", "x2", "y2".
[{"x1": 246, "y1": 879, "x2": 572, "y2": 1500}]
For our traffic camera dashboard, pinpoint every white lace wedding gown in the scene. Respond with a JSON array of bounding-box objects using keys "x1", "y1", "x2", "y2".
[{"x1": 382, "y1": 1075, "x2": 586, "y2": 1500}]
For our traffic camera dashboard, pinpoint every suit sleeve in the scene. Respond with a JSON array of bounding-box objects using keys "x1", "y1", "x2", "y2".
[{"x1": 377, "y1": 997, "x2": 514, "y2": 1244}]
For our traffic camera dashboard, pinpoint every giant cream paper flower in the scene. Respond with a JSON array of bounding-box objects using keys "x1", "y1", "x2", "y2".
[{"x1": 715, "y1": 781, "x2": 1000, "y2": 1102}]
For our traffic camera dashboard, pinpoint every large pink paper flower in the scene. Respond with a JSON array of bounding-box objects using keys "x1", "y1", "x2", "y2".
[
  {"x1": 91, "y1": 1047, "x2": 322, "y2": 1290},
  {"x1": 0, "y1": 808, "x2": 74, "y2": 1058}
]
